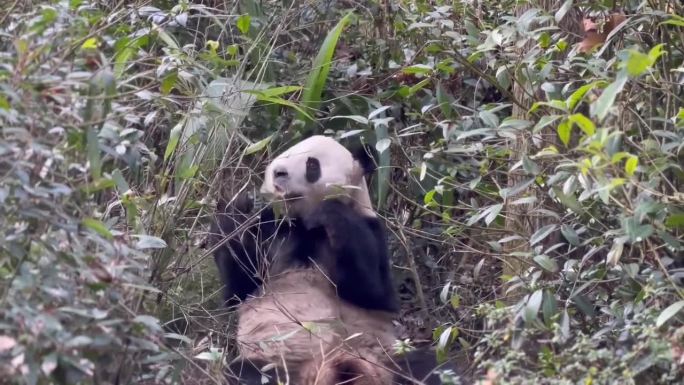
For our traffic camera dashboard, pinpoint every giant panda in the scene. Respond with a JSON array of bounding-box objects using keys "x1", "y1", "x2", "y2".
[{"x1": 209, "y1": 135, "x2": 456, "y2": 384}]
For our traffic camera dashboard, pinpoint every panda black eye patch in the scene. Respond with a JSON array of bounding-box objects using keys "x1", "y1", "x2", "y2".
[{"x1": 305, "y1": 157, "x2": 321, "y2": 183}]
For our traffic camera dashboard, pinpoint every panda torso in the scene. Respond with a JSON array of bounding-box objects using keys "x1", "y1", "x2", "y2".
[{"x1": 236, "y1": 268, "x2": 396, "y2": 365}]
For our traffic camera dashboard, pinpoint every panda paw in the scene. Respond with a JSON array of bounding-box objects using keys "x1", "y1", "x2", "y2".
[{"x1": 303, "y1": 199, "x2": 351, "y2": 242}]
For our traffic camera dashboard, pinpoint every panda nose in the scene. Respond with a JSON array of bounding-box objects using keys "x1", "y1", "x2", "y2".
[{"x1": 272, "y1": 168, "x2": 288, "y2": 193}]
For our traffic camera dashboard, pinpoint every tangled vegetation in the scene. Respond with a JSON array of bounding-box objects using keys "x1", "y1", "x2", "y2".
[{"x1": 0, "y1": 0, "x2": 683, "y2": 384}]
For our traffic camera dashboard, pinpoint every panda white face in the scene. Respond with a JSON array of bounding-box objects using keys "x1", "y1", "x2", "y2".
[{"x1": 260, "y1": 135, "x2": 374, "y2": 218}]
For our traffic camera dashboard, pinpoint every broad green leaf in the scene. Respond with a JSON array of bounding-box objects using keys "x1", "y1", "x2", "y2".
[
  {"x1": 522, "y1": 155, "x2": 540, "y2": 175},
  {"x1": 591, "y1": 71, "x2": 628, "y2": 121},
  {"x1": 450, "y1": 293, "x2": 461, "y2": 309},
  {"x1": 82, "y1": 218, "x2": 112, "y2": 239},
  {"x1": 177, "y1": 164, "x2": 198, "y2": 180},
  {"x1": 152, "y1": 23, "x2": 180, "y2": 50},
  {"x1": 0, "y1": 94, "x2": 9, "y2": 110},
  {"x1": 402, "y1": 64, "x2": 433, "y2": 75},
  {"x1": 437, "y1": 326, "x2": 453, "y2": 351},
  {"x1": 248, "y1": 85, "x2": 302, "y2": 97},
  {"x1": 623, "y1": 44, "x2": 665, "y2": 77},
  {"x1": 611, "y1": 152, "x2": 631, "y2": 164},
  {"x1": 531, "y1": 224, "x2": 557, "y2": 246},
  {"x1": 534, "y1": 254, "x2": 559, "y2": 273},
  {"x1": 665, "y1": 213, "x2": 684, "y2": 229},
  {"x1": 330, "y1": 115, "x2": 369, "y2": 125},
  {"x1": 485, "y1": 203, "x2": 503, "y2": 226},
  {"x1": 436, "y1": 82, "x2": 453, "y2": 118},
  {"x1": 133, "y1": 235, "x2": 168, "y2": 249},
  {"x1": 479, "y1": 110, "x2": 499, "y2": 128},
  {"x1": 572, "y1": 294, "x2": 595, "y2": 317},
  {"x1": 254, "y1": 95, "x2": 313, "y2": 120},
  {"x1": 557, "y1": 119, "x2": 571, "y2": 146},
  {"x1": 524, "y1": 290, "x2": 543, "y2": 323},
  {"x1": 568, "y1": 113, "x2": 595, "y2": 136},
  {"x1": 560, "y1": 225, "x2": 580, "y2": 246},
  {"x1": 625, "y1": 50, "x2": 651, "y2": 77},
  {"x1": 160, "y1": 72, "x2": 178, "y2": 94},
  {"x1": 656, "y1": 301, "x2": 684, "y2": 328},
  {"x1": 660, "y1": 15, "x2": 684, "y2": 27},
  {"x1": 164, "y1": 121, "x2": 183, "y2": 161},
  {"x1": 244, "y1": 134, "x2": 274, "y2": 155},
  {"x1": 206, "y1": 40, "x2": 219, "y2": 52},
  {"x1": 625, "y1": 155, "x2": 638, "y2": 176},
  {"x1": 298, "y1": 12, "x2": 353, "y2": 130},
  {"x1": 407, "y1": 78, "x2": 431, "y2": 97},
  {"x1": 533, "y1": 115, "x2": 561, "y2": 133},
  {"x1": 530, "y1": 100, "x2": 567, "y2": 114},
  {"x1": 236, "y1": 14, "x2": 251, "y2": 35},
  {"x1": 542, "y1": 290, "x2": 557, "y2": 326},
  {"x1": 499, "y1": 178, "x2": 535, "y2": 199},
  {"x1": 622, "y1": 216, "x2": 654, "y2": 243},
  {"x1": 657, "y1": 230, "x2": 682, "y2": 251},
  {"x1": 81, "y1": 37, "x2": 98, "y2": 49},
  {"x1": 566, "y1": 81, "x2": 606, "y2": 111}
]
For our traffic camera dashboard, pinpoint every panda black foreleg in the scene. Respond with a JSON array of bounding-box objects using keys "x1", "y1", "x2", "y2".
[
  {"x1": 210, "y1": 196, "x2": 277, "y2": 307},
  {"x1": 305, "y1": 199, "x2": 399, "y2": 312}
]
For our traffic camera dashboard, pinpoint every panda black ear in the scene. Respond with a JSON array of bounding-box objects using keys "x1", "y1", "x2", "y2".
[{"x1": 349, "y1": 142, "x2": 377, "y2": 176}]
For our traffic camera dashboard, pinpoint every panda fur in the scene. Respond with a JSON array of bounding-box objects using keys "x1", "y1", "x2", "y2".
[{"x1": 209, "y1": 135, "x2": 455, "y2": 384}]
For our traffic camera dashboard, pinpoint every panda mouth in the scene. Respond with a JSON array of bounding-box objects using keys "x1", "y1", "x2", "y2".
[{"x1": 282, "y1": 193, "x2": 303, "y2": 201}]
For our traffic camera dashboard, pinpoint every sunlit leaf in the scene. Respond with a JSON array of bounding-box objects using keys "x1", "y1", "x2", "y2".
[
  {"x1": 568, "y1": 113, "x2": 595, "y2": 136},
  {"x1": 533, "y1": 115, "x2": 561, "y2": 133},
  {"x1": 133, "y1": 235, "x2": 168, "y2": 249},
  {"x1": 81, "y1": 37, "x2": 98, "y2": 50},
  {"x1": 656, "y1": 301, "x2": 684, "y2": 328},
  {"x1": 531, "y1": 224, "x2": 557, "y2": 247},
  {"x1": 236, "y1": 14, "x2": 251, "y2": 35},
  {"x1": 81, "y1": 218, "x2": 112, "y2": 239},
  {"x1": 523, "y1": 290, "x2": 543, "y2": 323},
  {"x1": 625, "y1": 155, "x2": 638, "y2": 176},
  {"x1": 591, "y1": 71, "x2": 628, "y2": 121},
  {"x1": 665, "y1": 213, "x2": 684, "y2": 229},
  {"x1": 298, "y1": 12, "x2": 353, "y2": 129},
  {"x1": 164, "y1": 121, "x2": 183, "y2": 162},
  {"x1": 244, "y1": 134, "x2": 274, "y2": 155},
  {"x1": 557, "y1": 119, "x2": 571, "y2": 146}
]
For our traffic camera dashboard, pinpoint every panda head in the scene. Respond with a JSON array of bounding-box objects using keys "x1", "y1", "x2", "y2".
[{"x1": 260, "y1": 135, "x2": 377, "y2": 218}]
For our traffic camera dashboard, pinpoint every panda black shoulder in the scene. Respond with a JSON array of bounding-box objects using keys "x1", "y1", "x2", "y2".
[{"x1": 344, "y1": 138, "x2": 379, "y2": 177}]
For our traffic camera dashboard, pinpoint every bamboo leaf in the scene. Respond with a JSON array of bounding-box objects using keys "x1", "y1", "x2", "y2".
[
  {"x1": 82, "y1": 218, "x2": 112, "y2": 240},
  {"x1": 298, "y1": 12, "x2": 353, "y2": 130},
  {"x1": 530, "y1": 224, "x2": 557, "y2": 246},
  {"x1": 656, "y1": 301, "x2": 684, "y2": 328},
  {"x1": 591, "y1": 71, "x2": 628, "y2": 121}
]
